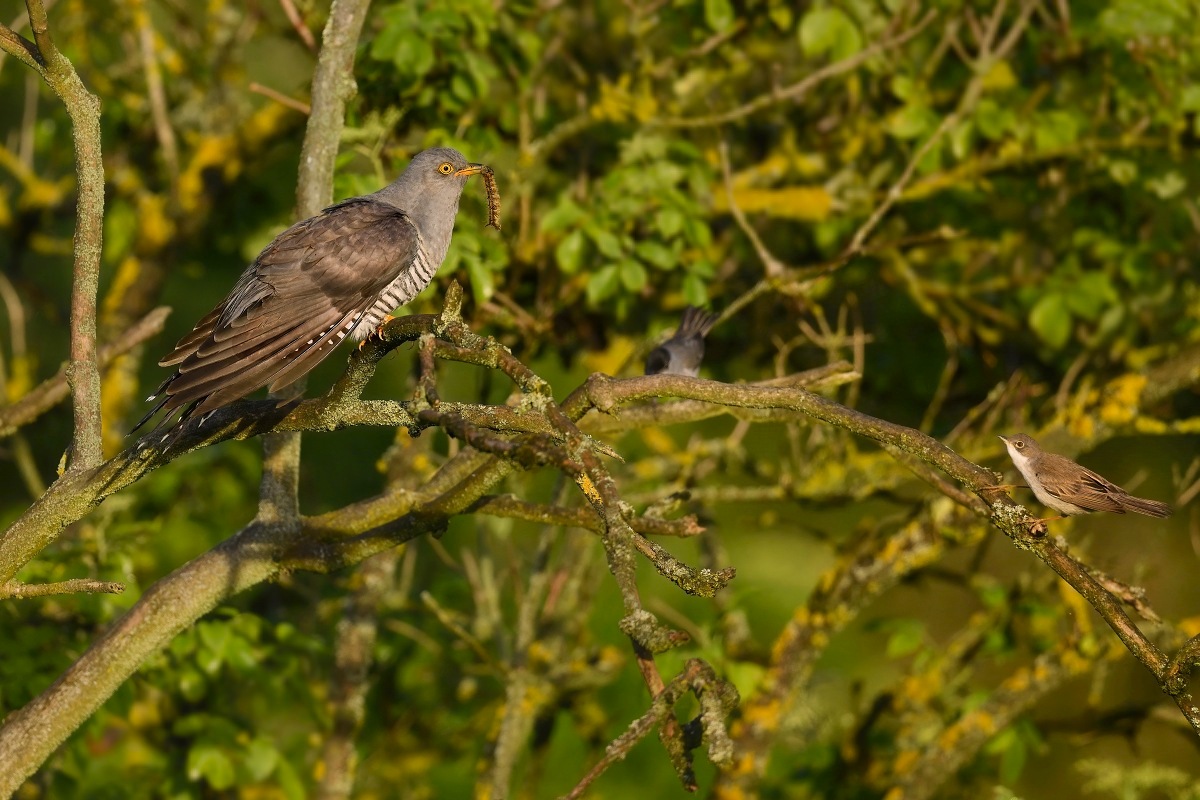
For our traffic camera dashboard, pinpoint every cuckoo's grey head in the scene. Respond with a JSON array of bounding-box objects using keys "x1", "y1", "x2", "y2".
[{"x1": 374, "y1": 147, "x2": 485, "y2": 263}]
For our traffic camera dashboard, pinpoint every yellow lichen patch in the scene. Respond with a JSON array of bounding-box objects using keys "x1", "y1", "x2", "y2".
[
  {"x1": 581, "y1": 334, "x2": 638, "y2": 376},
  {"x1": 900, "y1": 672, "x2": 943, "y2": 704},
  {"x1": 970, "y1": 711, "x2": 998, "y2": 736},
  {"x1": 712, "y1": 185, "x2": 834, "y2": 222},
  {"x1": 179, "y1": 135, "x2": 242, "y2": 214},
  {"x1": 768, "y1": 612, "x2": 808, "y2": 664},
  {"x1": 1001, "y1": 666, "x2": 1031, "y2": 694},
  {"x1": 574, "y1": 473, "x2": 602, "y2": 506},
  {"x1": 102, "y1": 256, "x2": 144, "y2": 320},
  {"x1": 637, "y1": 427, "x2": 678, "y2": 458},
  {"x1": 1059, "y1": 647, "x2": 1092, "y2": 675},
  {"x1": 101, "y1": 353, "x2": 140, "y2": 456},
  {"x1": 1134, "y1": 416, "x2": 1168, "y2": 434},
  {"x1": 739, "y1": 698, "x2": 781, "y2": 728},
  {"x1": 526, "y1": 640, "x2": 554, "y2": 667},
  {"x1": 1098, "y1": 373, "x2": 1147, "y2": 425},
  {"x1": 5, "y1": 355, "x2": 34, "y2": 403},
  {"x1": 892, "y1": 749, "x2": 920, "y2": 775},
  {"x1": 136, "y1": 193, "x2": 175, "y2": 252},
  {"x1": 128, "y1": 698, "x2": 162, "y2": 729},
  {"x1": 178, "y1": 105, "x2": 291, "y2": 214},
  {"x1": 1056, "y1": 581, "x2": 1093, "y2": 635},
  {"x1": 591, "y1": 74, "x2": 635, "y2": 123},
  {"x1": 243, "y1": 103, "x2": 293, "y2": 146},
  {"x1": 1067, "y1": 412, "x2": 1095, "y2": 440},
  {"x1": 0, "y1": 145, "x2": 75, "y2": 210}
]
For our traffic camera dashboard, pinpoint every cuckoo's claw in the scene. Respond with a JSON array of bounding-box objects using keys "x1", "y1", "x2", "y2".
[{"x1": 359, "y1": 314, "x2": 397, "y2": 349}]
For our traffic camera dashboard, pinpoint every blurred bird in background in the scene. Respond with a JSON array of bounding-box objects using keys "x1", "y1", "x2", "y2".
[{"x1": 644, "y1": 306, "x2": 718, "y2": 377}]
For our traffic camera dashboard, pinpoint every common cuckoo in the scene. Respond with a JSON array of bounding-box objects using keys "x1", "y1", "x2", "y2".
[
  {"x1": 135, "y1": 147, "x2": 492, "y2": 431},
  {"x1": 644, "y1": 306, "x2": 718, "y2": 377}
]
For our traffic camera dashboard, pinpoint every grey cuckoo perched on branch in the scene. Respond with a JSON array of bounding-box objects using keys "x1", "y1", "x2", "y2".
[
  {"x1": 134, "y1": 147, "x2": 496, "y2": 432},
  {"x1": 644, "y1": 306, "x2": 718, "y2": 377}
]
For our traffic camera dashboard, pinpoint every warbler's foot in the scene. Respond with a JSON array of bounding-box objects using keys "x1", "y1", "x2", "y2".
[
  {"x1": 359, "y1": 314, "x2": 397, "y2": 349},
  {"x1": 981, "y1": 483, "x2": 1026, "y2": 498}
]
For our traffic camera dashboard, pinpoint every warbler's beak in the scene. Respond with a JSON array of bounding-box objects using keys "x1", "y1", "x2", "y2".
[{"x1": 455, "y1": 163, "x2": 486, "y2": 177}]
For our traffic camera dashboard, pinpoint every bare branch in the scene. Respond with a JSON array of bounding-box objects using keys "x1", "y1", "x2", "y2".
[
  {"x1": 652, "y1": 8, "x2": 939, "y2": 128},
  {"x1": 0, "y1": 307, "x2": 172, "y2": 438}
]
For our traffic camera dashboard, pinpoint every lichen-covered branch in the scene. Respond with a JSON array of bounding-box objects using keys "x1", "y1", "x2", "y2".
[{"x1": 1, "y1": 0, "x2": 107, "y2": 470}]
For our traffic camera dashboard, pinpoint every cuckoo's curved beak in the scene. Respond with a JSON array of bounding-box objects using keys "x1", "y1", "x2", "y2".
[{"x1": 454, "y1": 163, "x2": 486, "y2": 177}]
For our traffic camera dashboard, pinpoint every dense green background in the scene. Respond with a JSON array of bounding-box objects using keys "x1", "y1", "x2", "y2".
[{"x1": 2, "y1": 0, "x2": 1199, "y2": 797}]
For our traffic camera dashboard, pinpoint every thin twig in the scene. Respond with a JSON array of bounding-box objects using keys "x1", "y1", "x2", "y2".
[
  {"x1": 0, "y1": 307, "x2": 171, "y2": 439},
  {"x1": 248, "y1": 81, "x2": 312, "y2": 115},
  {"x1": 1, "y1": 578, "x2": 124, "y2": 599}
]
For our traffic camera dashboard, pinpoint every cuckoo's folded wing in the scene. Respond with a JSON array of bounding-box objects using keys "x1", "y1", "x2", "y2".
[{"x1": 141, "y1": 198, "x2": 421, "y2": 428}]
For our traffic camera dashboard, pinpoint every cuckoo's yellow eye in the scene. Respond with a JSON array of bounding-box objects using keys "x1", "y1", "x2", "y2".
[{"x1": 438, "y1": 162, "x2": 454, "y2": 174}]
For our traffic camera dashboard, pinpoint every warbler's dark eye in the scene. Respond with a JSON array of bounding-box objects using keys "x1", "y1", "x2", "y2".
[
  {"x1": 438, "y1": 162, "x2": 453, "y2": 174},
  {"x1": 1015, "y1": 441, "x2": 1024, "y2": 448}
]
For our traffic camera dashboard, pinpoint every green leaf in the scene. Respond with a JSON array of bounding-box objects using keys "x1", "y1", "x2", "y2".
[
  {"x1": 188, "y1": 743, "x2": 235, "y2": 790},
  {"x1": 275, "y1": 754, "x2": 307, "y2": 800},
  {"x1": 704, "y1": 0, "x2": 734, "y2": 32},
  {"x1": 586, "y1": 225, "x2": 624, "y2": 259},
  {"x1": 555, "y1": 229, "x2": 586, "y2": 274},
  {"x1": 682, "y1": 273, "x2": 708, "y2": 306},
  {"x1": 1029, "y1": 292, "x2": 1072, "y2": 349},
  {"x1": 1098, "y1": 0, "x2": 1187, "y2": 39},
  {"x1": 887, "y1": 104, "x2": 936, "y2": 139},
  {"x1": 197, "y1": 621, "x2": 231, "y2": 674},
  {"x1": 393, "y1": 37, "x2": 435, "y2": 77},
  {"x1": 635, "y1": 240, "x2": 676, "y2": 270},
  {"x1": 1145, "y1": 171, "x2": 1186, "y2": 199},
  {"x1": 768, "y1": 3, "x2": 792, "y2": 31},
  {"x1": 1064, "y1": 272, "x2": 1117, "y2": 321},
  {"x1": 540, "y1": 199, "x2": 585, "y2": 233},
  {"x1": 975, "y1": 98, "x2": 1015, "y2": 140},
  {"x1": 466, "y1": 254, "x2": 495, "y2": 301},
  {"x1": 1182, "y1": 84, "x2": 1200, "y2": 112},
  {"x1": 799, "y1": 8, "x2": 862, "y2": 60},
  {"x1": 242, "y1": 738, "x2": 279, "y2": 782},
  {"x1": 950, "y1": 120, "x2": 974, "y2": 161},
  {"x1": 179, "y1": 667, "x2": 207, "y2": 703},
  {"x1": 1033, "y1": 111, "x2": 1080, "y2": 151},
  {"x1": 656, "y1": 207, "x2": 686, "y2": 238},
  {"x1": 884, "y1": 619, "x2": 925, "y2": 658},
  {"x1": 587, "y1": 264, "x2": 621, "y2": 305},
  {"x1": 1107, "y1": 159, "x2": 1138, "y2": 185},
  {"x1": 619, "y1": 259, "x2": 648, "y2": 291},
  {"x1": 103, "y1": 201, "x2": 136, "y2": 265}
]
